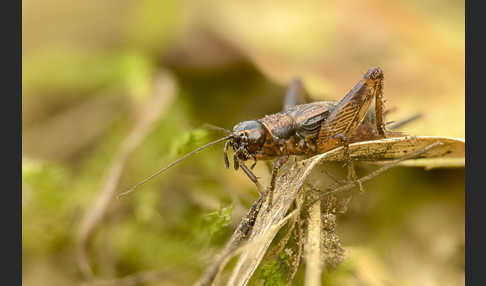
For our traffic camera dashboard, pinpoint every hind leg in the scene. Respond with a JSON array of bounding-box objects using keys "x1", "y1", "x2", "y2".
[
  {"x1": 373, "y1": 71, "x2": 387, "y2": 137},
  {"x1": 283, "y1": 77, "x2": 312, "y2": 110}
]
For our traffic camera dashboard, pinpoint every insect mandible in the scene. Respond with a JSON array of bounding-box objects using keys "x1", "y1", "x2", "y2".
[{"x1": 120, "y1": 66, "x2": 405, "y2": 203}]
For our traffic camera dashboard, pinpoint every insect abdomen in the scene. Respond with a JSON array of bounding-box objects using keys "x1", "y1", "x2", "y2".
[{"x1": 257, "y1": 101, "x2": 336, "y2": 157}]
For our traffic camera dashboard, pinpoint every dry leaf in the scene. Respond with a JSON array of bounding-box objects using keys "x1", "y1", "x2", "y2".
[{"x1": 217, "y1": 135, "x2": 464, "y2": 285}]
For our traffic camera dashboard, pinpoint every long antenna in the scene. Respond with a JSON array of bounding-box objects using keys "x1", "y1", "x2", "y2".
[
  {"x1": 202, "y1": 123, "x2": 231, "y2": 134},
  {"x1": 117, "y1": 134, "x2": 233, "y2": 198}
]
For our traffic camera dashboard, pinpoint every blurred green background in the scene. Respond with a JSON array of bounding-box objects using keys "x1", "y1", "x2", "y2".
[{"x1": 22, "y1": 0, "x2": 464, "y2": 285}]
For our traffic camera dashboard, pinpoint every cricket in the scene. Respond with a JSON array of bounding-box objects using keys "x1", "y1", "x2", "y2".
[{"x1": 120, "y1": 66, "x2": 406, "y2": 203}]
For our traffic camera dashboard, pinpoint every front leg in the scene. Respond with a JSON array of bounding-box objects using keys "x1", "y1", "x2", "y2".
[{"x1": 238, "y1": 160, "x2": 265, "y2": 195}]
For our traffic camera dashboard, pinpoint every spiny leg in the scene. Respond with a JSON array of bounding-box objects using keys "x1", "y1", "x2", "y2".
[
  {"x1": 250, "y1": 155, "x2": 257, "y2": 169},
  {"x1": 267, "y1": 155, "x2": 289, "y2": 207},
  {"x1": 316, "y1": 67, "x2": 388, "y2": 191},
  {"x1": 318, "y1": 67, "x2": 386, "y2": 151},
  {"x1": 332, "y1": 134, "x2": 363, "y2": 193},
  {"x1": 374, "y1": 73, "x2": 387, "y2": 136},
  {"x1": 233, "y1": 147, "x2": 264, "y2": 194},
  {"x1": 224, "y1": 141, "x2": 231, "y2": 169},
  {"x1": 239, "y1": 160, "x2": 265, "y2": 195}
]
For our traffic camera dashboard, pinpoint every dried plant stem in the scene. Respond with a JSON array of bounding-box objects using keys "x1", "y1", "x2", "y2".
[
  {"x1": 227, "y1": 196, "x2": 303, "y2": 286},
  {"x1": 196, "y1": 137, "x2": 459, "y2": 285},
  {"x1": 198, "y1": 206, "x2": 301, "y2": 286},
  {"x1": 287, "y1": 217, "x2": 304, "y2": 286},
  {"x1": 304, "y1": 196, "x2": 322, "y2": 286}
]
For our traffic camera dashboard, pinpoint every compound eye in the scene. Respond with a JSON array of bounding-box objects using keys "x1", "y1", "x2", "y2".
[
  {"x1": 248, "y1": 128, "x2": 265, "y2": 145},
  {"x1": 247, "y1": 132, "x2": 259, "y2": 142}
]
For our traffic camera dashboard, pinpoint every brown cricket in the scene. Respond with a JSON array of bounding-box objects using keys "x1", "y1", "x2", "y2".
[{"x1": 120, "y1": 66, "x2": 407, "y2": 201}]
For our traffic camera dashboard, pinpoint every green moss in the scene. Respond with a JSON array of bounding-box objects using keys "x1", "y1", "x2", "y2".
[
  {"x1": 201, "y1": 204, "x2": 234, "y2": 240},
  {"x1": 258, "y1": 251, "x2": 293, "y2": 286},
  {"x1": 22, "y1": 160, "x2": 72, "y2": 256}
]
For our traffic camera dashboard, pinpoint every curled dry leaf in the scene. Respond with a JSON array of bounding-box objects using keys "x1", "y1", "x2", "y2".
[
  {"x1": 212, "y1": 135, "x2": 464, "y2": 286},
  {"x1": 315, "y1": 136, "x2": 465, "y2": 168}
]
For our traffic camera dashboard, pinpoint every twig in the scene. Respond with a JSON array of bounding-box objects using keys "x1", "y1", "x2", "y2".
[
  {"x1": 77, "y1": 73, "x2": 176, "y2": 278},
  {"x1": 227, "y1": 190, "x2": 304, "y2": 286},
  {"x1": 299, "y1": 143, "x2": 441, "y2": 285},
  {"x1": 304, "y1": 192, "x2": 322, "y2": 286},
  {"x1": 287, "y1": 213, "x2": 304, "y2": 286},
  {"x1": 196, "y1": 137, "x2": 458, "y2": 285},
  {"x1": 321, "y1": 141, "x2": 443, "y2": 198}
]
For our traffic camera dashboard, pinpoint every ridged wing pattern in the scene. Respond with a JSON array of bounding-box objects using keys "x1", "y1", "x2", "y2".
[
  {"x1": 320, "y1": 102, "x2": 360, "y2": 139},
  {"x1": 319, "y1": 79, "x2": 374, "y2": 141},
  {"x1": 259, "y1": 101, "x2": 336, "y2": 141},
  {"x1": 292, "y1": 101, "x2": 336, "y2": 137}
]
